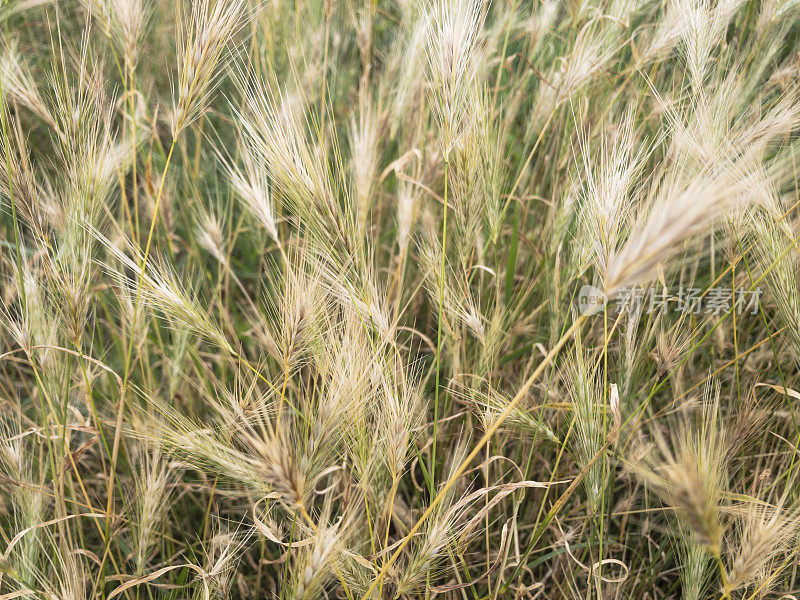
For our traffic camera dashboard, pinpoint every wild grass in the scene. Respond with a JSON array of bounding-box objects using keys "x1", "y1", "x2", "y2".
[{"x1": 1, "y1": 1, "x2": 800, "y2": 599}]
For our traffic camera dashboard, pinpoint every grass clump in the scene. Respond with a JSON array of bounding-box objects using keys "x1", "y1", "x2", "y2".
[{"x1": 2, "y1": 1, "x2": 800, "y2": 599}]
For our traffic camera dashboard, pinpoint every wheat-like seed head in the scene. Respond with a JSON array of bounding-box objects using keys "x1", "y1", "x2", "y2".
[
  {"x1": 172, "y1": 0, "x2": 250, "y2": 136},
  {"x1": 224, "y1": 137, "x2": 279, "y2": 243},
  {"x1": 0, "y1": 43, "x2": 54, "y2": 129},
  {"x1": 633, "y1": 380, "x2": 728, "y2": 553},
  {"x1": 424, "y1": 0, "x2": 485, "y2": 161}
]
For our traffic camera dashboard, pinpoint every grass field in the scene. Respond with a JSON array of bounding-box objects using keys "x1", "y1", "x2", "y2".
[{"x1": 2, "y1": 1, "x2": 800, "y2": 598}]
